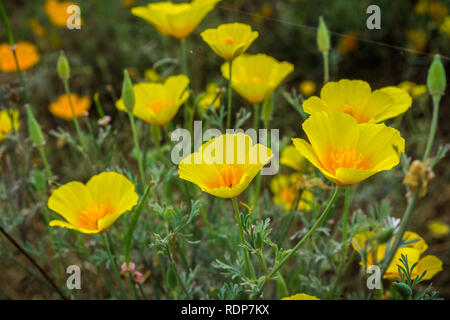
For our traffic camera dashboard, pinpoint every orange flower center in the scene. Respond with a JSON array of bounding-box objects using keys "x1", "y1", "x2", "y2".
[
  {"x1": 0, "y1": 124, "x2": 9, "y2": 133},
  {"x1": 341, "y1": 104, "x2": 369, "y2": 123},
  {"x1": 323, "y1": 146, "x2": 371, "y2": 175},
  {"x1": 149, "y1": 100, "x2": 169, "y2": 114},
  {"x1": 251, "y1": 76, "x2": 263, "y2": 83},
  {"x1": 224, "y1": 36, "x2": 236, "y2": 45},
  {"x1": 78, "y1": 202, "x2": 113, "y2": 230},
  {"x1": 218, "y1": 165, "x2": 243, "y2": 188}
]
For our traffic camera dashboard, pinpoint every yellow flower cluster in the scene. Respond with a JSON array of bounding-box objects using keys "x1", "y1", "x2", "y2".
[{"x1": 352, "y1": 231, "x2": 443, "y2": 280}]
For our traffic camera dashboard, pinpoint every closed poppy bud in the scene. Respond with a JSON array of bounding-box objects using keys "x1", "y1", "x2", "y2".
[
  {"x1": 427, "y1": 54, "x2": 446, "y2": 97},
  {"x1": 394, "y1": 282, "x2": 412, "y2": 298},
  {"x1": 375, "y1": 227, "x2": 394, "y2": 244},
  {"x1": 121, "y1": 70, "x2": 135, "y2": 111},
  {"x1": 317, "y1": 16, "x2": 330, "y2": 52},
  {"x1": 166, "y1": 265, "x2": 178, "y2": 289},
  {"x1": 26, "y1": 106, "x2": 44, "y2": 146},
  {"x1": 57, "y1": 51, "x2": 70, "y2": 79}
]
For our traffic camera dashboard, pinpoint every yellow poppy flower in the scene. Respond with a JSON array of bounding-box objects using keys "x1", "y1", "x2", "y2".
[
  {"x1": 0, "y1": 42, "x2": 40, "y2": 73},
  {"x1": 352, "y1": 231, "x2": 443, "y2": 280},
  {"x1": 49, "y1": 93, "x2": 91, "y2": 121},
  {"x1": 131, "y1": 0, "x2": 221, "y2": 39},
  {"x1": 292, "y1": 112, "x2": 405, "y2": 186},
  {"x1": 440, "y1": 16, "x2": 450, "y2": 37},
  {"x1": 427, "y1": 220, "x2": 449, "y2": 239},
  {"x1": 116, "y1": 74, "x2": 190, "y2": 126},
  {"x1": 282, "y1": 293, "x2": 320, "y2": 300},
  {"x1": 280, "y1": 145, "x2": 309, "y2": 172},
  {"x1": 0, "y1": 109, "x2": 20, "y2": 141},
  {"x1": 48, "y1": 172, "x2": 139, "y2": 234},
  {"x1": 201, "y1": 23, "x2": 258, "y2": 61},
  {"x1": 303, "y1": 79, "x2": 412, "y2": 123},
  {"x1": 45, "y1": 0, "x2": 83, "y2": 28},
  {"x1": 178, "y1": 133, "x2": 272, "y2": 198},
  {"x1": 270, "y1": 174, "x2": 313, "y2": 212},
  {"x1": 198, "y1": 83, "x2": 221, "y2": 110},
  {"x1": 144, "y1": 68, "x2": 162, "y2": 82},
  {"x1": 298, "y1": 80, "x2": 316, "y2": 98},
  {"x1": 221, "y1": 54, "x2": 294, "y2": 104}
]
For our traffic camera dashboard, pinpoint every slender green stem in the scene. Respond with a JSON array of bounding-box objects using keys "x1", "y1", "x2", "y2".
[
  {"x1": 259, "y1": 250, "x2": 269, "y2": 278},
  {"x1": 128, "y1": 273, "x2": 139, "y2": 300},
  {"x1": 232, "y1": 198, "x2": 255, "y2": 279},
  {"x1": 63, "y1": 80, "x2": 85, "y2": 149},
  {"x1": 253, "y1": 103, "x2": 259, "y2": 132},
  {"x1": 422, "y1": 96, "x2": 440, "y2": 162},
  {"x1": 254, "y1": 186, "x2": 341, "y2": 297},
  {"x1": 166, "y1": 245, "x2": 191, "y2": 299},
  {"x1": 227, "y1": 60, "x2": 233, "y2": 128},
  {"x1": 380, "y1": 94, "x2": 441, "y2": 280},
  {"x1": 128, "y1": 111, "x2": 146, "y2": 189},
  {"x1": 102, "y1": 233, "x2": 127, "y2": 299},
  {"x1": 322, "y1": 51, "x2": 329, "y2": 84},
  {"x1": 180, "y1": 38, "x2": 188, "y2": 76},
  {"x1": 37, "y1": 146, "x2": 53, "y2": 179},
  {"x1": 341, "y1": 187, "x2": 350, "y2": 243}
]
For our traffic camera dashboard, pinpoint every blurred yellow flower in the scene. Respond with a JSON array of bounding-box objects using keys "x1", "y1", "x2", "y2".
[
  {"x1": 178, "y1": 133, "x2": 272, "y2": 198},
  {"x1": 280, "y1": 145, "x2": 309, "y2": 172},
  {"x1": 251, "y1": 3, "x2": 274, "y2": 23},
  {"x1": 131, "y1": 0, "x2": 221, "y2": 39},
  {"x1": 428, "y1": 1, "x2": 448, "y2": 22},
  {"x1": 303, "y1": 79, "x2": 412, "y2": 123},
  {"x1": 270, "y1": 174, "x2": 313, "y2": 211},
  {"x1": 49, "y1": 93, "x2": 91, "y2": 121},
  {"x1": 28, "y1": 18, "x2": 47, "y2": 37},
  {"x1": 292, "y1": 112, "x2": 405, "y2": 186},
  {"x1": 198, "y1": 83, "x2": 221, "y2": 110},
  {"x1": 337, "y1": 31, "x2": 359, "y2": 54},
  {"x1": 439, "y1": 16, "x2": 450, "y2": 36},
  {"x1": 427, "y1": 220, "x2": 449, "y2": 239},
  {"x1": 0, "y1": 109, "x2": 20, "y2": 141},
  {"x1": 282, "y1": 293, "x2": 319, "y2": 300},
  {"x1": 298, "y1": 80, "x2": 316, "y2": 98},
  {"x1": 398, "y1": 81, "x2": 427, "y2": 99},
  {"x1": 122, "y1": 0, "x2": 136, "y2": 8},
  {"x1": 116, "y1": 74, "x2": 189, "y2": 126},
  {"x1": 144, "y1": 68, "x2": 162, "y2": 82},
  {"x1": 48, "y1": 172, "x2": 139, "y2": 234},
  {"x1": 221, "y1": 54, "x2": 294, "y2": 104},
  {"x1": 201, "y1": 23, "x2": 258, "y2": 61},
  {"x1": 406, "y1": 29, "x2": 428, "y2": 52},
  {"x1": 0, "y1": 42, "x2": 40, "y2": 72},
  {"x1": 352, "y1": 231, "x2": 443, "y2": 280},
  {"x1": 45, "y1": 0, "x2": 83, "y2": 28},
  {"x1": 414, "y1": 0, "x2": 428, "y2": 15}
]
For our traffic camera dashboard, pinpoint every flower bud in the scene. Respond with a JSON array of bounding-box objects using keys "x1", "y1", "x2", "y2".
[
  {"x1": 26, "y1": 105, "x2": 44, "y2": 146},
  {"x1": 317, "y1": 16, "x2": 330, "y2": 52},
  {"x1": 57, "y1": 51, "x2": 70, "y2": 79},
  {"x1": 375, "y1": 227, "x2": 394, "y2": 244},
  {"x1": 427, "y1": 54, "x2": 446, "y2": 97},
  {"x1": 166, "y1": 265, "x2": 178, "y2": 289},
  {"x1": 394, "y1": 282, "x2": 412, "y2": 298},
  {"x1": 122, "y1": 70, "x2": 135, "y2": 111}
]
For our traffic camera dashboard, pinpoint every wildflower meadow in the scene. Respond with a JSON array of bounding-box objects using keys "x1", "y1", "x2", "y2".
[{"x1": 0, "y1": 0, "x2": 449, "y2": 306}]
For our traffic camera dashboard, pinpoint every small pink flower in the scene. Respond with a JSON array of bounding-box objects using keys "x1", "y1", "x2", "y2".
[
  {"x1": 98, "y1": 115, "x2": 111, "y2": 126},
  {"x1": 327, "y1": 219, "x2": 335, "y2": 225},
  {"x1": 133, "y1": 271, "x2": 144, "y2": 283},
  {"x1": 121, "y1": 262, "x2": 136, "y2": 272}
]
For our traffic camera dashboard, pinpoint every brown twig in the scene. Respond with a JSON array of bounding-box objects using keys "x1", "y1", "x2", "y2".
[{"x1": 0, "y1": 225, "x2": 68, "y2": 300}]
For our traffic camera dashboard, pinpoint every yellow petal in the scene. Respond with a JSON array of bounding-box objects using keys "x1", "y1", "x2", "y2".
[
  {"x1": 302, "y1": 96, "x2": 331, "y2": 114},
  {"x1": 417, "y1": 255, "x2": 443, "y2": 280},
  {"x1": 49, "y1": 220, "x2": 101, "y2": 234},
  {"x1": 282, "y1": 293, "x2": 320, "y2": 300},
  {"x1": 373, "y1": 86, "x2": 412, "y2": 122},
  {"x1": 48, "y1": 181, "x2": 95, "y2": 226},
  {"x1": 320, "y1": 79, "x2": 372, "y2": 113}
]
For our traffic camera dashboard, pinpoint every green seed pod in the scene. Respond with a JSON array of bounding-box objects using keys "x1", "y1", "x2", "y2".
[
  {"x1": 255, "y1": 232, "x2": 263, "y2": 249},
  {"x1": 317, "y1": 16, "x2": 330, "y2": 52},
  {"x1": 57, "y1": 51, "x2": 70, "y2": 79},
  {"x1": 375, "y1": 227, "x2": 394, "y2": 244},
  {"x1": 122, "y1": 70, "x2": 135, "y2": 111},
  {"x1": 427, "y1": 54, "x2": 446, "y2": 97},
  {"x1": 394, "y1": 282, "x2": 412, "y2": 299},
  {"x1": 26, "y1": 106, "x2": 44, "y2": 146},
  {"x1": 166, "y1": 265, "x2": 178, "y2": 290}
]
